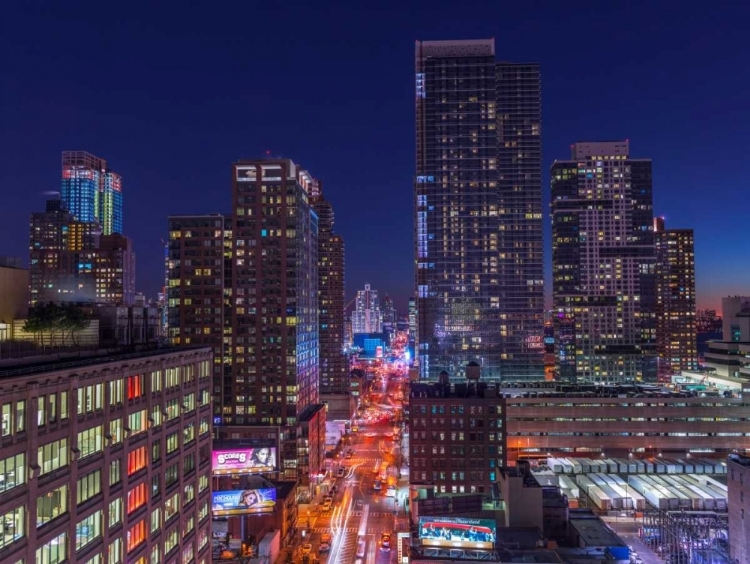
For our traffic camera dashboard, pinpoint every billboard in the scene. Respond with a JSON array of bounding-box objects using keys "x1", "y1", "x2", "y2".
[
  {"x1": 418, "y1": 516, "x2": 496, "y2": 550},
  {"x1": 212, "y1": 448, "x2": 277, "y2": 475},
  {"x1": 212, "y1": 489, "x2": 276, "y2": 516},
  {"x1": 236, "y1": 167, "x2": 257, "y2": 181}
]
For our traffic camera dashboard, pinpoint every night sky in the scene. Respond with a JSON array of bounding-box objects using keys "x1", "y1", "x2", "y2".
[{"x1": 2, "y1": 0, "x2": 748, "y2": 313}]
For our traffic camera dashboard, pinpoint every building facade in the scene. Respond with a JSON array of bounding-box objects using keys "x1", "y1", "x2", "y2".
[
  {"x1": 0, "y1": 347, "x2": 213, "y2": 564},
  {"x1": 167, "y1": 214, "x2": 228, "y2": 422},
  {"x1": 30, "y1": 199, "x2": 135, "y2": 307},
  {"x1": 654, "y1": 217, "x2": 697, "y2": 377},
  {"x1": 168, "y1": 159, "x2": 326, "y2": 491},
  {"x1": 311, "y1": 187, "x2": 348, "y2": 395},
  {"x1": 408, "y1": 366, "x2": 507, "y2": 495},
  {"x1": 351, "y1": 283, "x2": 381, "y2": 334},
  {"x1": 503, "y1": 382, "x2": 750, "y2": 462},
  {"x1": 728, "y1": 454, "x2": 750, "y2": 564},
  {"x1": 705, "y1": 296, "x2": 750, "y2": 378},
  {"x1": 414, "y1": 39, "x2": 544, "y2": 382},
  {"x1": 29, "y1": 199, "x2": 74, "y2": 305},
  {"x1": 61, "y1": 151, "x2": 123, "y2": 235},
  {"x1": 551, "y1": 141, "x2": 656, "y2": 383},
  {"x1": 0, "y1": 258, "x2": 28, "y2": 323}
]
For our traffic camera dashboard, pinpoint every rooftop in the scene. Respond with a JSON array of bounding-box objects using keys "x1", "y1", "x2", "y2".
[
  {"x1": 0, "y1": 346, "x2": 211, "y2": 380},
  {"x1": 728, "y1": 454, "x2": 750, "y2": 468},
  {"x1": 568, "y1": 514, "x2": 626, "y2": 548}
]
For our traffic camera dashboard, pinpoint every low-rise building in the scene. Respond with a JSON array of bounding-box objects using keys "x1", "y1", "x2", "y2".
[
  {"x1": 505, "y1": 384, "x2": 750, "y2": 461},
  {"x1": 0, "y1": 346, "x2": 213, "y2": 564},
  {"x1": 728, "y1": 454, "x2": 750, "y2": 564},
  {"x1": 409, "y1": 364, "x2": 507, "y2": 495}
]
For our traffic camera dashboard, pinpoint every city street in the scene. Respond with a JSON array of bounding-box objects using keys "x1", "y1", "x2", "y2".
[{"x1": 289, "y1": 366, "x2": 408, "y2": 564}]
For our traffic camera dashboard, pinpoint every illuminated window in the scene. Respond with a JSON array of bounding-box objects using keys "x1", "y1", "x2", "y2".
[
  {"x1": 77, "y1": 470, "x2": 102, "y2": 504},
  {"x1": 127, "y1": 446, "x2": 147, "y2": 475},
  {"x1": 108, "y1": 498, "x2": 123, "y2": 528},
  {"x1": 77, "y1": 425, "x2": 103, "y2": 458},
  {"x1": 38, "y1": 438, "x2": 68, "y2": 475},
  {"x1": 37, "y1": 484, "x2": 68, "y2": 525},
  {"x1": 0, "y1": 453, "x2": 25, "y2": 493},
  {"x1": 36, "y1": 530, "x2": 64, "y2": 564},
  {"x1": 127, "y1": 374, "x2": 144, "y2": 400},
  {"x1": 126, "y1": 519, "x2": 147, "y2": 552},
  {"x1": 127, "y1": 482, "x2": 148, "y2": 514},
  {"x1": 76, "y1": 510, "x2": 102, "y2": 550}
]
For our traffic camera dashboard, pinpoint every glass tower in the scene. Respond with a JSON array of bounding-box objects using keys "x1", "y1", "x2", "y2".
[
  {"x1": 414, "y1": 39, "x2": 544, "y2": 382},
  {"x1": 61, "y1": 151, "x2": 123, "y2": 234}
]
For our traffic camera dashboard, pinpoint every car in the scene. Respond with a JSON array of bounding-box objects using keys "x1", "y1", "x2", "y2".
[
  {"x1": 366, "y1": 432, "x2": 375, "y2": 437},
  {"x1": 318, "y1": 543, "x2": 330, "y2": 553},
  {"x1": 381, "y1": 533, "x2": 391, "y2": 551},
  {"x1": 356, "y1": 499, "x2": 363, "y2": 506},
  {"x1": 345, "y1": 452, "x2": 352, "y2": 459},
  {"x1": 356, "y1": 538, "x2": 366, "y2": 558},
  {"x1": 301, "y1": 543, "x2": 312, "y2": 555},
  {"x1": 337, "y1": 468, "x2": 345, "y2": 477},
  {"x1": 321, "y1": 533, "x2": 332, "y2": 544}
]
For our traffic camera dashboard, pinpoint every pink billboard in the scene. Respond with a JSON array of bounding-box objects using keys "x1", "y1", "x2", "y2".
[{"x1": 211, "y1": 447, "x2": 277, "y2": 475}]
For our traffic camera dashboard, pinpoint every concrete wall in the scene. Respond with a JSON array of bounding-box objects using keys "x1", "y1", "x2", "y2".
[{"x1": 0, "y1": 266, "x2": 28, "y2": 323}]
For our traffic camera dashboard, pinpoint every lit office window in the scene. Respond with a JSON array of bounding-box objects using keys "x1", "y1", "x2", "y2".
[
  {"x1": 0, "y1": 506, "x2": 24, "y2": 550},
  {"x1": 76, "y1": 510, "x2": 103, "y2": 550},
  {"x1": 36, "y1": 531, "x2": 66, "y2": 564}
]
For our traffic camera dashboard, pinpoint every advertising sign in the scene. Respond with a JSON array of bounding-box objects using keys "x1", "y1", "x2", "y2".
[
  {"x1": 211, "y1": 489, "x2": 276, "y2": 516},
  {"x1": 212, "y1": 448, "x2": 277, "y2": 475},
  {"x1": 418, "y1": 516, "x2": 496, "y2": 550},
  {"x1": 236, "y1": 167, "x2": 257, "y2": 181}
]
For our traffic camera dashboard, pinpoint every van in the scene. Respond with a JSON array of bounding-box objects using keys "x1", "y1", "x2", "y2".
[{"x1": 356, "y1": 538, "x2": 366, "y2": 558}]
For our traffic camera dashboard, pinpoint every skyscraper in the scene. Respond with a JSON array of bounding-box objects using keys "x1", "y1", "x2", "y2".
[
  {"x1": 61, "y1": 151, "x2": 123, "y2": 235},
  {"x1": 311, "y1": 183, "x2": 348, "y2": 395},
  {"x1": 351, "y1": 283, "x2": 381, "y2": 334},
  {"x1": 414, "y1": 39, "x2": 544, "y2": 382},
  {"x1": 654, "y1": 217, "x2": 698, "y2": 377},
  {"x1": 168, "y1": 159, "x2": 325, "y2": 489},
  {"x1": 551, "y1": 141, "x2": 656, "y2": 382}
]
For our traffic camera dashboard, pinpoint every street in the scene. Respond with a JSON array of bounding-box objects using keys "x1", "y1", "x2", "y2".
[{"x1": 288, "y1": 364, "x2": 408, "y2": 564}]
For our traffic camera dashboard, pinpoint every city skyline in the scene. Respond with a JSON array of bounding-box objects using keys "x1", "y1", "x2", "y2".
[{"x1": 2, "y1": 2, "x2": 749, "y2": 313}]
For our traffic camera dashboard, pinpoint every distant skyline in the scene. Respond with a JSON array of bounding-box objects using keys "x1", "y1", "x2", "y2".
[{"x1": 2, "y1": 1, "x2": 749, "y2": 313}]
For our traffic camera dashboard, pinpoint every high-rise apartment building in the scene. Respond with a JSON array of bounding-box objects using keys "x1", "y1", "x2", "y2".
[
  {"x1": 311, "y1": 185, "x2": 348, "y2": 395},
  {"x1": 654, "y1": 217, "x2": 697, "y2": 376},
  {"x1": 351, "y1": 283, "x2": 382, "y2": 334},
  {"x1": 29, "y1": 199, "x2": 74, "y2": 305},
  {"x1": 61, "y1": 151, "x2": 123, "y2": 235},
  {"x1": 551, "y1": 141, "x2": 656, "y2": 382},
  {"x1": 414, "y1": 39, "x2": 544, "y2": 382},
  {"x1": 728, "y1": 454, "x2": 750, "y2": 564},
  {"x1": 29, "y1": 200, "x2": 135, "y2": 306},
  {"x1": 167, "y1": 214, "x2": 228, "y2": 420},
  {"x1": 0, "y1": 346, "x2": 214, "y2": 564},
  {"x1": 168, "y1": 159, "x2": 325, "y2": 489},
  {"x1": 382, "y1": 295, "x2": 397, "y2": 325}
]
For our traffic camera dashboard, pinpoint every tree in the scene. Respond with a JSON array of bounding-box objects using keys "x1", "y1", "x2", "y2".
[
  {"x1": 23, "y1": 302, "x2": 90, "y2": 347},
  {"x1": 60, "y1": 302, "x2": 90, "y2": 346}
]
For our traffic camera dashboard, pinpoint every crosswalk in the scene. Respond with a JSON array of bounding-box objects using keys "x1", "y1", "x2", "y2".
[{"x1": 311, "y1": 526, "x2": 390, "y2": 536}]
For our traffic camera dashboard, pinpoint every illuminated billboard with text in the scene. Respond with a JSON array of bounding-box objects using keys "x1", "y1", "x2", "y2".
[
  {"x1": 419, "y1": 516, "x2": 496, "y2": 550},
  {"x1": 211, "y1": 489, "x2": 276, "y2": 516},
  {"x1": 212, "y1": 448, "x2": 277, "y2": 475}
]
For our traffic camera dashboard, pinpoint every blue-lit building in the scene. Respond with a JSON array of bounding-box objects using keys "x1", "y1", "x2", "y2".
[
  {"x1": 61, "y1": 151, "x2": 123, "y2": 235},
  {"x1": 414, "y1": 39, "x2": 545, "y2": 382}
]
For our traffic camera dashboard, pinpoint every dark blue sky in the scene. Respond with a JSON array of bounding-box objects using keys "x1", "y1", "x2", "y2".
[{"x1": 2, "y1": 0, "x2": 748, "y2": 313}]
